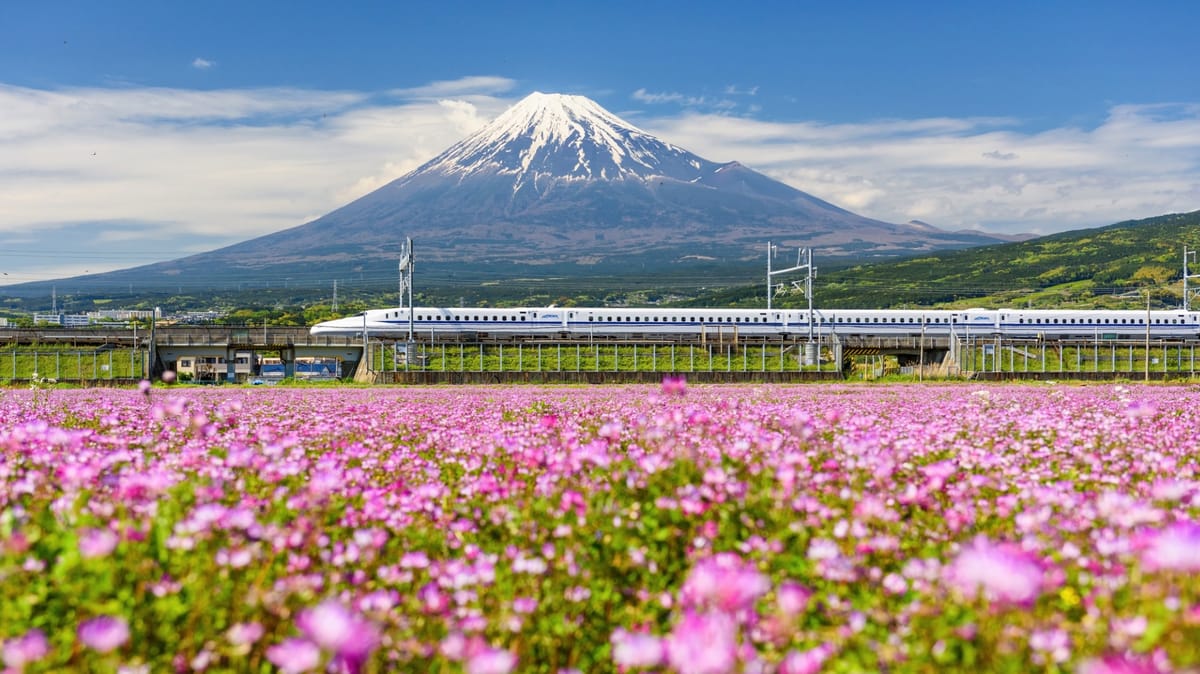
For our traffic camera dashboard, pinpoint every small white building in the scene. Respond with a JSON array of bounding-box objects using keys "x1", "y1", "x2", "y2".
[{"x1": 175, "y1": 351, "x2": 256, "y2": 382}]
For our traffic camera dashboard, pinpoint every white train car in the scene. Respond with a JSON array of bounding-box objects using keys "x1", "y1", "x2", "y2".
[{"x1": 310, "y1": 306, "x2": 1200, "y2": 341}]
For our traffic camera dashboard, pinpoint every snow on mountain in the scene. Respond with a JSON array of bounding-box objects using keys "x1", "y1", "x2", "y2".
[{"x1": 416, "y1": 92, "x2": 716, "y2": 190}]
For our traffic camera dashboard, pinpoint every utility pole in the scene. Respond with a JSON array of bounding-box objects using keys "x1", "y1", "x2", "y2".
[
  {"x1": 1145, "y1": 288, "x2": 1152, "y2": 383},
  {"x1": 766, "y1": 243, "x2": 817, "y2": 365},
  {"x1": 1184, "y1": 247, "x2": 1200, "y2": 310},
  {"x1": 332, "y1": 280, "x2": 338, "y2": 312},
  {"x1": 766, "y1": 243, "x2": 815, "y2": 322},
  {"x1": 399, "y1": 238, "x2": 414, "y2": 341}
]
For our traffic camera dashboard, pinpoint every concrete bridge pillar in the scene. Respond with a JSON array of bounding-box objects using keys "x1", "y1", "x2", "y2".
[{"x1": 280, "y1": 347, "x2": 296, "y2": 379}]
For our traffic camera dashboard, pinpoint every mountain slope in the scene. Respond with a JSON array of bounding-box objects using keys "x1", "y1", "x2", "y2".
[{"x1": 684, "y1": 210, "x2": 1200, "y2": 309}]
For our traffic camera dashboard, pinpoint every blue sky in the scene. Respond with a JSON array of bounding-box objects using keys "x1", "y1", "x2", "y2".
[{"x1": 2, "y1": 1, "x2": 1199, "y2": 283}]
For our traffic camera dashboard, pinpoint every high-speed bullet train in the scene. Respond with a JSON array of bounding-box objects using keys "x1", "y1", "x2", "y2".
[{"x1": 310, "y1": 306, "x2": 1200, "y2": 340}]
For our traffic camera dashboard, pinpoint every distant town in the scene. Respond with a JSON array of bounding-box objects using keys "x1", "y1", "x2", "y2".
[{"x1": 0, "y1": 308, "x2": 226, "y2": 329}]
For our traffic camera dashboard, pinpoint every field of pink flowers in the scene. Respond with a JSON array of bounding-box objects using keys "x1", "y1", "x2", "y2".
[{"x1": 2, "y1": 380, "x2": 1199, "y2": 673}]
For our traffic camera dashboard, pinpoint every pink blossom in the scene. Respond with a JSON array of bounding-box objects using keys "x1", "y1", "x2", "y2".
[
  {"x1": 266, "y1": 638, "x2": 321, "y2": 674},
  {"x1": 3, "y1": 629, "x2": 48, "y2": 669},
  {"x1": 778, "y1": 645, "x2": 831, "y2": 674},
  {"x1": 775, "y1": 581, "x2": 812, "y2": 616},
  {"x1": 661, "y1": 375, "x2": 687, "y2": 397},
  {"x1": 78, "y1": 528, "x2": 120, "y2": 559},
  {"x1": 78, "y1": 615, "x2": 130, "y2": 653},
  {"x1": 297, "y1": 599, "x2": 378, "y2": 670},
  {"x1": 611, "y1": 629, "x2": 664, "y2": 668},
  {"x1": 946, "y1": 536, "x2": 1044, "y2": 606},
  {"x1": 1138, "y1": 521, "x2": 1200, "y2": 572},
  {"x1": 681, "y1": 553, "x2": 771, "y2": 613},
  {"x1": 465, "y1": 647, "x2": 517, "y2": 674},
  {"x1": 1077, "y1": 654, "x2": 1165, "y2": 674},
  {"x1": 665, "y1": 611, "x2": 737, "y2": 674},
  {"x1": 226, "y1": 622, "x2": 264, "y2": 647}
]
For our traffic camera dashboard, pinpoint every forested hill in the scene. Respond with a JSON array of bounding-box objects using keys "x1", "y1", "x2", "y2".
[{"x1": 684, "y1": 210, "x2": 1200, "y2": 309}]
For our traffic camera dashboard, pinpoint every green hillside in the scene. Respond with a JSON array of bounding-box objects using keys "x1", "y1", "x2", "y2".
[{"x1": 682, "y1": 210, "x2": 1200, "y2": 310}]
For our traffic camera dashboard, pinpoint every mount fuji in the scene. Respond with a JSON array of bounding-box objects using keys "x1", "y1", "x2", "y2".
[{"x1": 10, "y1": 92, "x2": 1011, "y2": 294}]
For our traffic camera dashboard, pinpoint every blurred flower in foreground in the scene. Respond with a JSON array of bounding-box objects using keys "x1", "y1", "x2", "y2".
[
  {"x1": 779, "y1": 645, "x2": 832, "y2": 674},
  {"x1": 661, "y1": 375, "x2": 687, "y2": 397},
  {"x1": 1138, "y1": 520, "x2": 1200, "y2": 572},
  {"x1": 1077, "y1": 653, "x2": 1165, "y2": 674},
  {"x1": 266, "y1": 638, "x2": 321, "y2": 674},
  {"x1": 78, "y1": 528, "x2": 120, "y2": 559},
  {"x1": 946, "y1": 536, "x2": 1045, "y2": 606},
  {"x1": 78, "y1": 615, "x2": 130, "y2": 653},
  {"x1": 611, "y1": 629, "x2": 664, "y2": 668},
  {"x1": 3, "y1": 629, "x2": 49, "y2": 670},
  {"x1": 465, "y1": 647, "x2": 517, "y2": 674},
  {"x1": 680, "y1": 553, "x2": 771, "y2": 613},
  {"x1": 296, "y1": 599, "x2": 378, "y2": 670},
  {"x1": 666, "y1": 611, "x2": 737, "y2": 674}
]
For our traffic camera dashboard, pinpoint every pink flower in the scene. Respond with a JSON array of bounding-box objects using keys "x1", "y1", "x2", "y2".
[
  {"x1": 1077, "y1": 654, "x2": 1165, "y2": 674},
  {"x1": 226, "y1": 622, "x2": 264, "y2": 647},
  {"x1": 779, "y1": 645, "x2": 831, "y2": 674},
  {"x1": 296, "y1": 600, "x2": 377, "y2": 668},
  {"x1": 78, "y1": 528, "x2": 120, "y2": 559},
  {"x1": 661, "y1": 375, "x2": 687, "y2": 397},
  {"x1": 3, "y1": 629, "x2": 49, "y2": 669},
  {"x1": 1125, "y1": 400, "x2": 1157, "y2": 419},
  {"x1": 1138, "y1": 521, "x2": 1200, "y2": 572},
  {"x1": 266, "y1": 638, "x2": 321, "y2": 674},
  {"x1": 665, "y1": 611, "x2": 737, "y2": 674},
  {"x1": 466, "y1": 647, "x2": 517, "y2": 674},
  {"x1": 611, "y1": 629, "x2": 664, "y2": 668},
  {"x1": 775, "y1": 581, "x2": 812, "y2": 617},
  {"x1": 946, "y1": 536, "x2": 1044, "y2": 606},
  {"x1": 78, "y1": 615, "x2": 130, "y2": 653},
  {"x1": 681, "y1": 553, "x2": 771, "y2": 613}
]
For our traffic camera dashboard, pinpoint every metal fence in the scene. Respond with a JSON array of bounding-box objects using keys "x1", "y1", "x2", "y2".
[
  {"x1": 362, "y1": 340, "x2": 835, "y2": 374},
  {"x1": 955, "y1": 337, "x2": 1200, "y2": 377},
  {"x1": 2, "y1": 348, "x2": 146, "y2": 382}
]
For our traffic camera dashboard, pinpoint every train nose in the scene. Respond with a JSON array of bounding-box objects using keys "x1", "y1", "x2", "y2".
[{"x1": 310, "y1": 316, "x2": 358, "y2": 336}]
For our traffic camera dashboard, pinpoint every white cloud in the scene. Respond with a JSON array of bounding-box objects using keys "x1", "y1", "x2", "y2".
[
  {"x1": 1, "y1": 78, "x2": 1198, "y2": 283},
  {"x1": 192, "y1": 57, "x2": 215, "y2": 70},
  {"x1": 639, "y1": 103, "x2": 1200, "y2": 235},
  {"x1": 0, "y1": 81, "x2": 513, "y2": 281},
  {"x1": 723, "y1": 85, "x2": 759, "y2": 96},
  {"x1": 390, "y1": 75, "x2": 517, "y2": 98},
  {"x1": 632, "y1": 88, "x2": 707, "y2": 107}
]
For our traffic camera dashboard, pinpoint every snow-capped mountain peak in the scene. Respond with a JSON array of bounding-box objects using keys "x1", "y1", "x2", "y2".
[{"x1": 415, "y1": 92, "x2": 714, "y2": 189}]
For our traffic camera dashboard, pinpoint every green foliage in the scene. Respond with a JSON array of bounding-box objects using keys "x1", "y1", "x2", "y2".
[{"x1": 679, "y1": 210, "x2": 1200, "y2": 310}]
